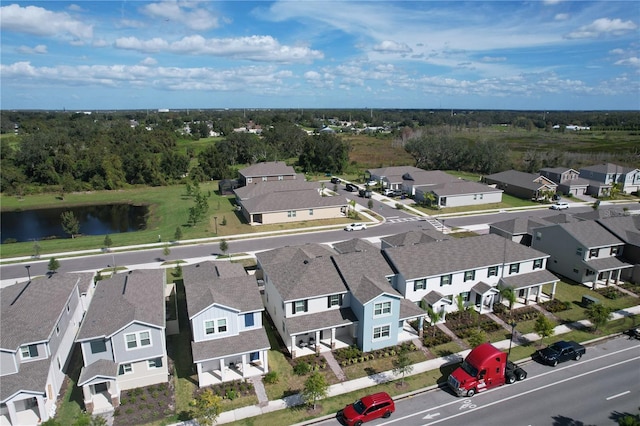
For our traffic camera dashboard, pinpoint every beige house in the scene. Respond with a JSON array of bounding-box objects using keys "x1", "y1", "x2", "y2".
[{"x1": 237, "y1": 162, "x2": 297, "y2": 186}]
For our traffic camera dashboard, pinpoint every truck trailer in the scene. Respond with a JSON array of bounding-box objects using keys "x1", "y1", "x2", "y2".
[{"x1": 448, "y1": 342, "x2": 527, "y2": 397}]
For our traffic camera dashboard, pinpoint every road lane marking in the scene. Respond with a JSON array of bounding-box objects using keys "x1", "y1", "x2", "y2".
[{"x1": 606, "y1": 390, "x2": 630, "y2": 400}]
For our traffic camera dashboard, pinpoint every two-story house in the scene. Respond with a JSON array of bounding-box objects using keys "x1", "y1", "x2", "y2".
[
  {"x1": 538, "y1": 167, "x2": 590, "y2": 197},
  {"x1": 76, "y1": 270, "x2": 168, "y2": 414},
  {"x1": 237, "y1": 161, "x2": 297, "y2": 186},
  {"x1": 596, "y1": 215, "x2": 640, "y2": 283},
  {"x1": 531, "y1": 221, "x2": 634, "y2": 288},
  {"x1": 383, "y1": 234, "x2": 559, "y2": 320},
  {"x1": 579, "y1": 163, "x2": 640, "y2": 196},
  {"x1": 182, "y1": 261, "x2": 270, "y2": 387},
  {"x1": 1, "y1": 273, "x2": 93, "y2": 426}
]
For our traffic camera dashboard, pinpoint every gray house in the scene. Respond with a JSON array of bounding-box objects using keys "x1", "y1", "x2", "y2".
[
  {"x1": 1, "y1": 273, "x2": 93, "y2": 426},
  {"x1": 380, "y1": 229, "x2": 449, "y2": 250},
  {"x1": 579, "y1": 163, "x2": 640, "y2": 196},
  {"x1": 531, "y1": 221, "x2": 634, "y2": 288},
  {"x1": 489, "y1": 216, "x2": 551, "y2": 246},
  {"x1": 483, "y1": 170, "x2": 557, "y2": 200},
  {"x1": 538, "y1": 167, "x2": 589, "y2": 197},
  {"x1": 237, "y1": 161, "x2": 297, "y2": 186},
  {"x1": 596, "y1": 215, "x2": 640, "y2": 283},
  {"x1": 76, "y1": 270, "x2": 168, "y2": 414},
  {"x1": 414, "y1": 180, "x2": 503, "y2": 207},
  {"x1": 182, "y1": 261, "x2": 270, "y2": 386}
]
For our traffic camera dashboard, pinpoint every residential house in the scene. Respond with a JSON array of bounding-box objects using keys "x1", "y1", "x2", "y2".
[
  {"x1": 579, "y1": 163, "x2": 640, "y2": 196},
  {"x1": 365, "y1": 166, "x2": 455, "y2": 196},
  {"x1": 531, "y1": 221, "x2": 633, "y2": 288},
  {"x1": 483, "y1": 170, "x2": 557, "y2": 200},
  {"x1": 414, "y1": 180, "x2": 503, "y2": 207},
  {"x1": 383, "y1": 234, "x2": 559, "y2": 320},
  {"x1": 234, "y1": 179, "x2": 348, "y2": 225},
  {"x1": 333, "y1": 238, "x2": 379, "y2": 255},
  {"x1": 538, "y1": 167, "x2": 589, "y2": 197},
  {"x1": 237, "y1": 161, "x2": 297, "y2": 186},
  {"x1": 76, "y1": 270, "x2": 168, "y2": 414},
  {"x1": 489, "y1": 217, "x2": 551, "y2": 246},
  {"x1": 1, "y1": 273, "x2": 93, "y2": 426},
  {"x1": 594, "y1": 215, "x2": 640, "y2": 283},
  {"x1": 182, "y1": 261, "x2": 270, "y2": 387},
  {"x1": 380, "y1": 229, "x2": 449, "y2": 250}
]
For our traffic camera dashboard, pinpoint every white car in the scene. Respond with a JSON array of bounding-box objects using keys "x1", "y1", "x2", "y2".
[
  {"x1": 344, "y1": 223, "x2": 367, "y2": 231},
  {"x1": 550, "y1": 201, "x2": 569, "y2": 210},
  {"x1": 366, "y1": 180, "x2": 377, "y2": 187}
]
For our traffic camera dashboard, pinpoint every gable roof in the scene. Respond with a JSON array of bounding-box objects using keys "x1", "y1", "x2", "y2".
[
  {"x1": 597, "y1": 215, "x2": 640, "y2": 246},
  {"x1": 572, "y1": 208, "x2": 628, "y2": 221},
  {"x1": 256, "y1": 243, "x2": 334, "y2": 268},
  {"x1": 484, "y1": 170, "x2": 556, "y2": 191},
  {"x1": 384, "y1": 234, "x2": 548, "y2": 280},
  {"x1": 182, "y1": 261, "x2": 263, "y2": 318},
  {"x1": 549, "y1": 221, "x2": 625, "y2": 248},
  {"x1": 366, "y1": 166, "x2": 424, "y2": 178},
  {"x1": 489, "y1": 217, "x2": 550, "y2": 235},
  {"x1": 332, "y1": 251, "x2": 398, "y2": 304},
  {"x1": 239, "y1": 189, "x2": 346, "y2": 214},
  {"x1": 77, "y1": 359, "x2": 118, "y2": 386},
  {"x1": 332, "y1": 238, "x2": 379, "y2": 254},
  {"x1": 423, "y1": 180, "x2": 503, "y2": 196},
  {"x1": 234, "y1": 177, "x2": 313, "y2": 199},
  {"x1": 77, "y1": 269, "x2": 165, "y2": 340},
  {"x1": 381, "y1": 229, "x2": 449, "y2": 248},
  {"x1": 1, "y1": 273, "x2": 85, "y2": 351},
  {"x1": 238, "y1": 161, "x2": 296, "y2": 178},
  {"x1": 0, "y1": 357, "x2": 50, "y2": 402},
  {"x1": 539, "y1": 213, "x2": 581, "y2": 224},
  {"x1": 580, "y1": 163, "x2": 637, "y2": 174}
]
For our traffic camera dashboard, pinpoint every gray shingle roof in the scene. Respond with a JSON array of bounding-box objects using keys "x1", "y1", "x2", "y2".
[
  {"x1": 367, "y1": 166, "x2": 424, "y2": 179},
  {"x1": 580, "y1": 163, "x2": 635, "y2": 174},
  {"x1": 539, "y1": 213, "x2": 580, "y2": 224},
  {"x1": 234, "y1": 178, "x2": 315, "y2": 199},
  {"x1": 238, "y1": 161, "x2": 296, "y2": 178},
  {"x1": 381, "y1": 229, "x2": 449, "y2": 247},
  {"x1": 489, "y1": 217, "x2": 550, "y2": 235},
  {"x1": 555, "y1": 221, "x2": 624, "y2": 248},
  {"x1": 332, "y1": 238, "x2": 379, "y2": 254},
  {"x1": 239, "y1": 189, "x2": 346, "y2": 214},
  {"x1": 572, "y1": 208, "x2": 628, "y2": 221},
  {"x1": 399, "y1": 298, "x2": 426, "y2": 320},
  {"x1": 484, "y1": 170, "x2": 556, "y2": 191},
  {"x1": 78, "y1": 359, "x2": 118, "y2": 386},
  {"x1": 384, "y1": 234, "x2": 548, "y2": 280},
  {"x1": 0, "y1": 357, "x2": 50, "y2": 401},
  {"x1": 256, "y1": 244, "x2": 334, "y2": 269},
  {"x1": 182, "y1": 261, "x2": 263, "y2": 318},
  {"x1": 499, "y1": 269, "x2": 559, "y2": 290},
  {"x1": 472, "y1": 281, "x2": 496, "y2": 294},
  {"x1": 332, "y1": 251, "x2": 398, "y2": 304},
  {"x1": 585, "y1": 256, "x2": 634, "y2": 272},
  {"x1": 77, "y1": 269, "x2": 165, "y2": 340},
  {"x1": 1, "y1": 273, "x2": 86, "y2": 351},
  {"x1": 191, "y1": 328, "x2": 270, "y2": 362},
  {"x1": 426, "y1": 180, "x2": 503, "y2": 196},
  {"x1": 422, "y1": 291, "x2": 447, "y2": 305},
  {"x1": 597, "y1": 215, "x2": 640, "y2": 246},
  {"x1": 284, "y1": 308, "x2": 357, "y2": 335}
]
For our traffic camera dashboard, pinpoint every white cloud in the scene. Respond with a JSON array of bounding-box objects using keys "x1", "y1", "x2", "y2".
[
  {"x1": 17, "y1": 45, "x2": 48, "y2": 54},
  {"x1": 372, "y1": 40, "x2": 412, "y2": 54},
  {"x1": 566, "y1": 18, "x2": 637, "y2": 39},
  {"x1": 0, "y1": 4, "x2": 92, "y2": 39},
  {"x1": 141, "y1": 1, "x2": 219, "y2": 31},
  {"x1": 480, "y1": 56, "x2": 507, "y2": 63},
  {"x1": 114, "y1": 35, "x2": 323, "y2": 63},
  {"x1": 554, "y1": 13, "x2": 569, "y2": 21},
  {"x1": 614, "y1": 57, "x2": 640, "y2": 67},
  {"x1": 140, "y1": 57, "x2": 158, "y2": 66}
]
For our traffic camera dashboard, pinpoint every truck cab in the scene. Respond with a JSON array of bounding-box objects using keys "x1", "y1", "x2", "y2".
[{"x1": 448, "y1": 343, "x2": 526, "y2": 397}]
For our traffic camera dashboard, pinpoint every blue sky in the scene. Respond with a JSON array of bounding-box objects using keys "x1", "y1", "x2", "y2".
[{"x1": 1, "y1": 1, "x2": 638, "y2": 111}]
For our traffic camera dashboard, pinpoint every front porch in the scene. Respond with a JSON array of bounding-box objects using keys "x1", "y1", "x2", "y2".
[
  {"x1": 0, "y1": 407, "x2": 40, "y2": 426},
  {"x1": 585, "y1": 258, "x2": 634, "y2": 289},
  {"x1": 198, "y1": 361, "x2": 266, "y2": 387},
  {"x1": 291, "y1": 327, "x2": 353, "y2": 359}
]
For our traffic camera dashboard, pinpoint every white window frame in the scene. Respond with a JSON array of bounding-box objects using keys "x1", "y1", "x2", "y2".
[
  {"x1": 147, "y1": 358, "x2": 162, "y2": 369},
  {"x1": 204, "y1": 320, "x2": 215, "y2": 335},
  {"x1": 120, "y1": 363, "x2": 133, "y2": 375},
  {"x1": 217, "y1": 318, "x2": 227, "y2": 333},
  {"x1": 533, "y1": 259, "x2": 543, "y2": 270},
  {"x1": 204, "y1": 319, "x2": 227, "y2": 335},
  {"x1": 414, "y1": 279, "x2": 426, "y2": 291},
  {"x1": 463, "y1": 270, "x2": 475, "y2": 282},
  {"x1": 372, "y1": 325, "x2": 391, "y2": 341},
  {"x1": 440, "y1": 274, "x2": 452, "y2": 286},
  {"x1": 488, "y1": 266, "x2": 498, "y2": 277},
  {"x1": 124, "y1": 330, "x2": 152, "y2": 350},
  {"x1": 20, "y1": 344, "x2": 38, "y2": 360},
  {"x1": 373, "y1": 301, "x2": 391, "y2": 317}
]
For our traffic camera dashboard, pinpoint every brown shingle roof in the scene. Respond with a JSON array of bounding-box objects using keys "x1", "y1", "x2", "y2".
[{"x1": 238, "y1": 161, "x2": 296, "y2": 178}]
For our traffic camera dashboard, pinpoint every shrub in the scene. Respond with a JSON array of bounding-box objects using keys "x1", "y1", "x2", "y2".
[
  {"x1": 541, "y1": 299, "x2": 571, "y2": 312},
  {"x1": 264, "y1": 371, "x2": 279, "y2": 384},
  {"x1": 293, "y1": 361, "x2": 311, "y2": 375},
  {"x1": 225, "y1": 390, "x2": 237, "y2": 400}
]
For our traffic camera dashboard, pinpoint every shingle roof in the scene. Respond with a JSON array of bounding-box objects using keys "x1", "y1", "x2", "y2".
[
  {"x1": 422, "y1": 291, "x2": 447, "y2": 305},
  {"x1": 238, "y1": 161, "x2": 295, "y2": 178},
  {"x1": 585, "y1": 256, "x2": 634, "y2": 272},
  {"x1": 256, "y1": 244, "x2": 334, "y2": 268},
  {"x1": 555, "y1": 221, "x2": 624, "y2": 248},
  {"x1": 234, "y1": 178, "x2": 314, "y2": 199},
  {"x1": 78, "y1": 359, "x2": 118, "y2": 386},
  {"x1": 384, "y1": 234, "x2": 548, "y2": 280},
  {"x1": 580, "y1": 163, "x2": 635, "y2": 174},
  {"x1": 332, "y1": 251, "x2": 398, "y2": 304},
  {"x1": 332, "y1": 238, "x2": 379, "y2": 254},
  {"x1": 489, "y1": 217, "x2": 550, "y2": 235},
  {"x1": 0, "y1": 357, "x2": 50, "y2": 401},
  {"x1": 539, "y1": 213, "x2": 580, "y2": 224},
  {"x1": 499, "y1": 269, "x2": 559, "y2": 290},
  {"x1": 239, "y1": 189, "x2": 346, "y2": 214},
  {"x1": 597, "y1": 215, "x2": 640, "y2": 246},
  {"x1": 484, "y1": 170, "x2": 556, "y2": 191},
  {"x1": 472, "y1": 281, "x2": 496, "y2": 294},
  {"x1": 367, "y1": 166, "x2": 424, "y2": 178},
  {"x1": 191, "y1": 328, "x2": 270, "y2": 362},
  {"x1": 399, "y1": 298, "x2": 426, "y2": 320},
  {"x1": 1, "y1": 273, "x2": 84, "y2": 351},
  {"x1": 572, "y1": 208, "x2": 628, "y2": 221},
  {"x1": 77, "y1": 269, "x2": 165, "y2": 340},
  {"x1": 425, "y1": 180, "x2": 503, "y2": 196},
  {"x1": 182, "y1": 261, "x2": 263, "y2": 318},
  {"x1": 381, "y1": 229, "x2": 449, "y2": 247},
  {"x1": 403, "y1": 170, "x2": 458, "y2": 186},
  {"x1": 284, "y1": 308, "x2": 357, "y2": 335}
]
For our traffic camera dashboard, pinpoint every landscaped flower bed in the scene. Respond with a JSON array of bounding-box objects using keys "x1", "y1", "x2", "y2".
[
  {"x1": 541, "y1": 299, "x2": 572, "y2": 313},
  {"x1": 445, "y1": 311, "x2": 501, "y2": 338},
  {"x1": 114, "y1": 382, "x2": 174, "y2": 426},
  {"x1": 334, "y1": 342, "x2": 418, "y2": 367},
  {"x1": 493, "y1": 303, "x2": 539, "y2": 323},
  {"x1": 290, "y1": 354, "x2": 328, "y2": 375},
  {"x1": 619, "y1": 282, "x2": 640, "y2": 296},
  {"x1": 594, "y1": 286, "x2": 625, "y2": 300},
  {"x1": 422, "y1": 326, "x2": 452, "y2": 347}
]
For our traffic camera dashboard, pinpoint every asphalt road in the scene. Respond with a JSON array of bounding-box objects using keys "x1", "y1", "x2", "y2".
[
  {"x1": 1, "y1": 196, "x2": 638, "y2": 285},
  {"x1": 317, "y1": 335, "x2": 640, "y2": 426}
]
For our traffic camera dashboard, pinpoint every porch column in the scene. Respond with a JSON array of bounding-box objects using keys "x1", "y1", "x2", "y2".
[
  {"x1": 35, "y1": 395, "x2": 47, "y2": 423},
  {"x1": 331, "y1": 328, "x2": 336, "y2": 349},
  {"x1": 418, "y1": 317, "x2": 424, "y2": 338},
  {"x1": 315, "y1": 331, "x2": 321, "y2": 354},
  {"x1": 219, "y1": 357, "x2": 226, "y2": 381},
  {"x1": 478, "y1": 296, "x2": 485, "y2": 314},
  {"x1": 262, "y1": 350, "x2": 268, "y2": 373},
  {"x1": 6, "y1": 400, "x2": 18, "y2": 426},
  {"x1": 551, "y1": 282, "x2": 557, "y2": 300},
  {"x1": 525, "y1": 287, "x2": 531, "y2": 305},
  {"x1": 109, "y1": 381, "x2": 120, "y2": 407},
  {"x1": 616, "y1": 269, "x2": 622, "y2": 284},
  {"x1": 535, "y1": 285, "x2": 541, "y2": 303},
  {"x1": 290, "y1": 337, "x2": 296, "y2": 359},
  {"x1": 241, "y1": 354, "x2": 247, "y2": 378}
]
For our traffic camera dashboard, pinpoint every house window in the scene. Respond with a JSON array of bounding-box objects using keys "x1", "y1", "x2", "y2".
[
  {"x1": 374, "y1": 301, "x2": 392, "y2": 316},
  {"x1": 148, "y1": 358, "x2": 163, "y2": 369},
  {"x1": 509, "y1": 263, "x2": 520, "y2": 274},
  {"x1": 262, "y1": 176, "x2": 268, "y2": 182},
  {"x1": 217, "y1": 319, "x2": 227, "y2": 333},
  {"x1": 533, "y1": 259, "x2": 543, "y2": 270},
  {"x1": 293, "y1": 300, "x2": 308, "y2": 314},
  {"x1": 204, "y1": 320, "x2": 215, "y2": 335},
  {"x1": 610, "y1": 246, "x2": 620, "y2": 255},
  {"x1": 328, "y1": 294, "x2": 341, "y2": 307},
  {"x1": 464, "y1": 271, "x2": 475, "y2": 282},
  {"x1": 440, "y1": 274, "x2": 452, "y2": 286},
  {"x1": 278, "y1": 175, "x2": 283, "y2": 181},
  {"x1": 125, "y1": 331, "x2": 152, "y2": 349},
  {"x1": 488, "y1": 266, "x2": 498, "y2": 277},
  {"x1": 535, "y1": 231, "x2": 542, "y2": 241},
  {"x1": 414, "y1": 279, "x2": 426, "y2": 291},
  {"x1": 204, "y1": 319, "x2": 227, "y2": 334},
  {"x1": 247, "y1": 178, "x2": 252, "y2": 183},
  {"x1": 119, "y1": 363, "x2": 133, "y2": 375},
  {"x1": 309, "y1": 209, "x2": 314, "y2": 216},
  {"x1": 244, "y1": 313, "x2": 255, "y2": 327},
  {"x1": 460, "y1": 292, "x2": 471, "y2": 302},
  {"x1": 287, "y1": 211, "x2": 296, "y2": 218},
  {"x1": 90, "y1": 341, "x2": 107, "y2": 354},
  {"x1": 589, "y1": 248, "x2": 599, "y2": 258},
  {"x1": 20, "y1": 345, "x2": 38, "y2": 359},
  {"x1": 576, "y1": 247, "x2": 583, "y2": 257},
  {"x1": 373, "y1": 325, "x2": 391, "y2": 341}
]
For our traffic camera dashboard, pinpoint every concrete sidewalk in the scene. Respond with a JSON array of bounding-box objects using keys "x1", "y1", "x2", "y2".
[{"x1": 213, "y1": 304, "x2": 640, "y2": 425}]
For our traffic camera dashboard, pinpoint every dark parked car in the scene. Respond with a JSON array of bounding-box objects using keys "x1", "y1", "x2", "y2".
[
  {"x1": 537, "y1": 340, "x2": 585, "y2": 366},
  {"x1": 345, "y1": 183, "x2": 358, "y2": 192},
  {"x1": 330, "y1": 177, "x2": 341, "y2": 184},
  {"x1": 337, "y1": 392, "x2": 395, "y2": 426}
]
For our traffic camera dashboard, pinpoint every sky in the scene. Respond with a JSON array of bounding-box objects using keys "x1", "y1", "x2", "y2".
[{"x1": 1, "y1": 1, "x2": 639, "y2": 111}]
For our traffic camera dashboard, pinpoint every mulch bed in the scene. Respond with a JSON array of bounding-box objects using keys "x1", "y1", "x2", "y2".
[{"x1": 114, "y1": 382, "x2": 174, "y2": 426}]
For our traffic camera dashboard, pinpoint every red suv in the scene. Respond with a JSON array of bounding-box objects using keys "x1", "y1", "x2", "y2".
[{"x1": 337, "y1": 392, "x2": 395, "y2": 426}]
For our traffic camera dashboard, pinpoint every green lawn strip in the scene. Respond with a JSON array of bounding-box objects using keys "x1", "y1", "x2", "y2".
[{"x1": 428, "y1": 341, "x2": 464, "y2": 358}]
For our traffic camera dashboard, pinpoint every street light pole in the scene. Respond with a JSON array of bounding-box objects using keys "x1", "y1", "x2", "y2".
[{"x1": 508, "y1": 321, "x2": 518, "y2": 358}]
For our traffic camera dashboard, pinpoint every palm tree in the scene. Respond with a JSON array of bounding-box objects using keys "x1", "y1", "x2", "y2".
[
  {"x1": 425, "y1": 305, "x2": 443, "y2": 337},
  {"x1": 499, "y1": 286, "x2": 516, "y2": 316}
]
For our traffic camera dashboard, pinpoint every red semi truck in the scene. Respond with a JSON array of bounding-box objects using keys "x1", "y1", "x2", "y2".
[{"x1": 448, "y1": 342, "x2": 527, "y2": 397}]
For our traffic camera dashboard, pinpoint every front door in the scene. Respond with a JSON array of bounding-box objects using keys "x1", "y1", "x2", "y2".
[{"x1": 94, "y1": 382, "x2": 108, "y2": 394}]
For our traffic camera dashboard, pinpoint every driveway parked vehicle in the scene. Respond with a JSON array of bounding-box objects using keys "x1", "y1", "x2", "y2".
[
  {"x1": 337, "y1": 392, "x2": 395, "y2": 426},
  {"x1": 344, "y1": 223, "x2": 367, "y2": 232},
  {"x1": 550, "y1": 201, "x2": 569, "y2": 210},
  {"x1": 537, "y1": 340, "x2": 586, "y2": 366},
  {"x1": 330, "y1": 177, "x2": 341, "y2": 184},
  {"x1": 345, "y1": 183, "x2": 358, "y2": 192}
]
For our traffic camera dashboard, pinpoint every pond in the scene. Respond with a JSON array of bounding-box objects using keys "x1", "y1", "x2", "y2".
[{"x1": 1, "y1": 204, "x2": 149, "y2": 243}]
